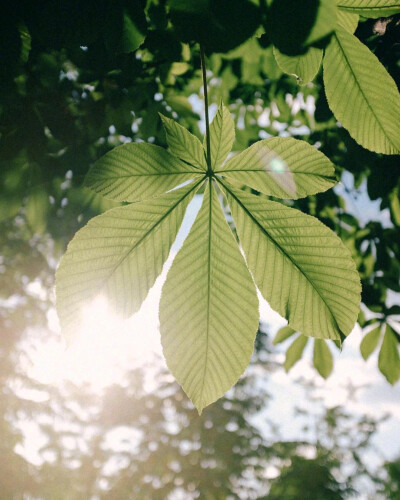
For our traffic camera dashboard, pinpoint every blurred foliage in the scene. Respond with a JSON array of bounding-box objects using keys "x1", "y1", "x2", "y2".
[{"x1": 0, "y1": 1, "x2": 400, "y2": 497}]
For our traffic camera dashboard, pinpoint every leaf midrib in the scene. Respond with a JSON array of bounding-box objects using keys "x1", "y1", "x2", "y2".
[
  {"x1": 219, "y1": 179, "x2": 343, "y2": 339},
  {"x1": 199, "y1": 180, "x2": 213, "y2": 410}
]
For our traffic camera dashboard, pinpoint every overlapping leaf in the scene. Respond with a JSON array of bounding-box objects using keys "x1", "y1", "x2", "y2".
[
  {"x1": 378, "y1": 324, "x2": 400, "y2": 384},
  {"x1": 323, "y1": 26, "x2": 400, "y2": 154},
  {"x1": 160, "y1": 114, "x2": 207, "y2": 171},
  {"x1": 159, "y1": 182, "x2": 259, "y2": 413},
  {"x1": 84, "y1": 142, "x2": 202, "y2": 202},
  {"x1": 56, "y1": 181, "x2": 199, "y2": 342},
  {"x1": 216, "y1": 137, "x2": 336, "y2": 199},
  {"x1": 337, "y1": 0, "x2": 400, "y2": 18},
  {"x1": 273, "y1": 46, "x2": 323, "y2": 85},
  {"x1": 221, "y1": 180, "x2": 361, "y2": 341}
]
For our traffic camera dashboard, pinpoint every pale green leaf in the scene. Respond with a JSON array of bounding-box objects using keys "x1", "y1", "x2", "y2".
[
  {"x1": 273, "y1": 325, "x2": 297, "y2": 345},
  {"x1": 337, "y1": 0, "x2": 400, "y2": 18},
  {"x1": 323, "y1": 26, "x2": 400, "y2": 154},
  {"x1": 360, "y1": 324, "x2": 381, "y2": 360},
  {"x1": 160, "y1": 182, "x2": 259, "y2": 414},
  {"x1": 284, "y1": 335, "x2": 309, "y2": 372},
  {"x1": 56, "y1": 181, "x2": 199, "y2": 342},
  {"x1": 119, "y1": 11, "x2": 146, "y2": 53},
  {"x1": 208, "y1": 103, "x2": 235, "y2": 170},
  {"x1": 313, "y1": 339, "x2": 334, "y2": 378},
  {"x1": 222, "y1": 181, "x2": 361, "y2": 341},
  {"x1": 378, "y1": 324, "x2": 400, "y2": 384},
  {"x1": 217, "y1": 137, "x2": 336, "y2": 199},
  {"x1": 84, "y1": 143, "x2": 202, "y2": 202},
  {"x1": 273, "y1": 46, "x2": 323, "y2": 85},
  {"x1": 337, "y1": 10, "x2": 359, "y2": 33},
  {"x1": 159, "y1": 114, "x2": 207, "y2": 171}
]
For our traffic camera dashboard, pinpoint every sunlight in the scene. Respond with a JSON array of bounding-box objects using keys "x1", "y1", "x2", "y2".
[{"x1": 30, "y1": 290, "x2": 164, "y2": 390}]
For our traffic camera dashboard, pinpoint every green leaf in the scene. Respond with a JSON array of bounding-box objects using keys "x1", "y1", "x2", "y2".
[
  {"x1": 222, "y1": 181, "x2": 361, "y2": 340},
  {"x1": 323, "y1": 26, "x2": 400, "y2": 154},
  {"x1": 84, "y1": 143, "x2": 202, "y2": 202},
  {"x1": 273, "y1": 46, "x2": 323, "y2": 85},
  {"x1": 160, "y1": 182, "x2": 259, "y2": 414},
  {"x1": 337, "y1": 0, "x2": 400, "y2": 18},
  {"x1": 337, "y1": 10, "x2": 359, "y2": 33},
  {"x1": 119, "y1": 11, "x2": 146, "y2": 53},
  {"x1": 268, "y1": 0, "x2": 337, "y2": 55},
  {"x1": 273, "y1": 325, "x2": 297, "y2": 345},
  {"x1": 217, "y1": 137, "x2": 336, "y2": 199},
  {"x1": 360, "y1": 324, "x2": 381, "y2": 360},
  {"x1": 159, "y1": 114, "x2": 207, "y2": 171},
  {"x1": 26, "y1": 186, "x2": 50, "y2": 234},
  {"x1": 208, "y1": 103, "x2": 235, "y2": 170},
  {"x1": 313, "y1": 339, "x2": 333, "y2": 378},
  {"x1": 378, "y1": 324, "x2": 400, "y2": 384},
  {"x1": 56, "y1": 182, "x2": 199, "y2": 342},
  {"x1": 284, "y1": 335, "x2": 309, "y2": 371}
]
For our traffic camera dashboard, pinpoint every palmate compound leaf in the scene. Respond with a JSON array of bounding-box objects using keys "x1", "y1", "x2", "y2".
[
  {"x1": 216, "y1": 137, "x2": 337, "y2": 199},
  {"x1": 220, "y1": 179, "x2": 361, "y2": 341},
  {"x1": 159, "y1": 181, "x2": 259, "y2": 414},
  {"x1": 56, "y1": 181, "x2": 201, "y2": 342},
  {"x1": 337, "y1": 0, "x2": 400, "y2": 18},
  {"x1": 84, "y1": 142, "x2": 203, "y2": 202},
  {"x1": 323, "y1": 26, "x2": 400, "y2": 155}
]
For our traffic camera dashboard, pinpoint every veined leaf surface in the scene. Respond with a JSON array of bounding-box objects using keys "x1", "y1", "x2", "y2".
[
  {"x1": 216, "y1": 137, "x2": 336, "y2": 199},
  {"x1": 323, "y1": 26, "x2": 400, "y2": 154},
  {"x1": 208, "y1": 103, "x2": 235, "y2": 170},
  {"x1": 337, "y1": 0, "x2": 400, "y2": 18},
  {"x1": 222, "y1": 181, "x2": 361, "y2": 340},
  {"x1": 337, "y1": 10, "x2": 359, "y2": 33},
  {"x1": 56, "y1": 181, "x2": 199, "y2": 342},
  {"x1": 160, "y1": 182, "x2": 259, "y2": 413},
  {"x1": 84, "y1": 143, "x2": 202, "y2": 202},
  {"x1": 160, "y1": 114, "x2": 207, "y2": 171},
  {"x1": 273, "y1": 46, "x2": 323, "y2": 85}
]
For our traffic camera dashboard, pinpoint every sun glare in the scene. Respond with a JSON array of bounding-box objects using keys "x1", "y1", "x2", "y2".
[{"x1": 31, "y1": 290, "x2": 164, "y2": 390}]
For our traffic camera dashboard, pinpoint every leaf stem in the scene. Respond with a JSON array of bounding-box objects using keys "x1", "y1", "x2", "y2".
[{"x1": 200, "y1": 44, "x2": 212, "y2": 173}]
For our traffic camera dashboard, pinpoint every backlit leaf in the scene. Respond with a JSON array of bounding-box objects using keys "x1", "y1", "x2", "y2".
[
  {"x1": 84, "y1": 143, "x2": 202, "y2": 202},
  {"x1": 273, "y1": 46, "x2": 323, "y2": 85},
  {"x1": 378, "y1": 324, "x2": 400, "y2": 384},
  {"x1": 337, "y1": 10, "x2": 359, "y2": 33},
  {"x1": 160, "y1": 182, "x2": 259, "y2": 413},
  {"x1": 160, "y1": 114, "x2": 207, "y2": 171},
  {"x1": 56, "y1": 182, "x2": 199, "y2": 342},
  {"x1": 360, "y1": 324, "x2": 381, "y2": 360},
  {"x1": 337, "y1": 0, "x2": 400, "y2": 18},
  {"x1": 284, "y1": 334, "x2": 309, "y2": 371},
  {"x1": 323, "y1": 26, "x2": 400, "y2": 154},
  {"x1": 217, "y1": 137, "x2": 336, "y2": 199},
  {"x1": 222, "y1": 181, "x2": 361, "y2": 340},
  {"x1": 313, "y1": 339, "x2": 333, "y2": 378},
  {"x1": 208, "y1": 103, "x2": 235, "y2": 170},
  {"x1": 273, "y1": 325, "x2": 297, "y2": 345}
]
